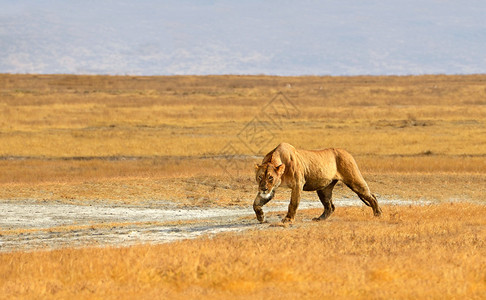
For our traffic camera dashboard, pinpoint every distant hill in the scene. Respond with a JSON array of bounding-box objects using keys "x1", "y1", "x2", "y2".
[{"x1": 1, "y1": 1, "x2": 485, "y2": 75}]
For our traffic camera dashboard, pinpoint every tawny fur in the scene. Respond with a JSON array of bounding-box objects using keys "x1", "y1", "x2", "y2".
[{"x1": 254, "y1": 143, "x2": 382, "y2": 223}]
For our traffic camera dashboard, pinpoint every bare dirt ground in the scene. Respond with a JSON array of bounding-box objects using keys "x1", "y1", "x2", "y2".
[{"x1": 0, "y1": 198, "x2": 429, "y2": 252}]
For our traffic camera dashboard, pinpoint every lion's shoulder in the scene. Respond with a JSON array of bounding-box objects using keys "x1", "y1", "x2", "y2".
[{"x1": 274, "y1": 142, "x2": 295, "y2": 152}]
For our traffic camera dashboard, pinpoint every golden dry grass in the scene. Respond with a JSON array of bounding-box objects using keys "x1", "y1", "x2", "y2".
[
  {"x1": 1, "y1": 73, "x2": 485, "y2": 204},
  {"x1": 1, "y1": 74, "x2": 486, "y2": 298},
  {"x1": 0, "y1": 158, "x2": 485, "y2": 206},
  {"x1": 1, "y1": 203, "x2": 485, "y2": 299},
  {"x1": 1, "y1": 74, "x2": 485, "y2": 159}
]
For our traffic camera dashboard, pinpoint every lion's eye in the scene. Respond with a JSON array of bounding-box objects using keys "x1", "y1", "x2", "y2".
[
  {"x1": 257, "y1": 176, "x2": 262, "y2": 181},
  {"x1": 268, "y1": 176, "x2": 274, "y2": 182}
]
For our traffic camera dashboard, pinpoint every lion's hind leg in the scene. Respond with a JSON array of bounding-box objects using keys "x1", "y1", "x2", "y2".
[
  {"x1": 360, "y1": 193, "x2": 382, "y2": 217},
  {"x1": 345, "y1": 180, "x2": 382, "y2": 217},
  {"x1": 313, "y1": 180, "x2": 338, "y2": 221},
  {"x1": 335, "y1": 149, "x2": 382, "y2": 216}
]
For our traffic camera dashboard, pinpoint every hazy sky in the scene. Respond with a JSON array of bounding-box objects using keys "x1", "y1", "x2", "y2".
[{"x1": 1, "y1": 0, "x2": 485, "y2": 75}]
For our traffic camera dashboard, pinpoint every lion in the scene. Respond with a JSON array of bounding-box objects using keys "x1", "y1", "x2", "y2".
[{"x1": 253, "y1": 143, "x2": 382, "y2": 223}]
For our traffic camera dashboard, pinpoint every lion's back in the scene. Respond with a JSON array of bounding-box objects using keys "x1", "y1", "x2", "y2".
[{"x1": 297, "y1": 147, "x2": 362, "y2": 181}]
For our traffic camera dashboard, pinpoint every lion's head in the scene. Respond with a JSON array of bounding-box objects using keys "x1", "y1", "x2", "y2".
[{"x1": 255, "y1": 163, "x2": 285, "y2": 200}]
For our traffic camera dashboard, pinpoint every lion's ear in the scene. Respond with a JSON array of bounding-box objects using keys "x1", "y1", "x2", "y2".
[{"x1": 276, "y1": 164, "x2": 285, "y2": 176}]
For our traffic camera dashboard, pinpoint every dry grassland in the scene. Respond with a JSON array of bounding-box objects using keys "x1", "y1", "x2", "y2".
[
  {"x1": 1, "y1": 74, "x2": 485, "y2": 159},
  {"x1": 1, "y1": 74, "x2": 485, "y2": 205},
  {"x1": 1, "y1": 204, "x2": 485, "y2": 299},
  {"x1": 1, "y1": 74, "x2": 486, "y2": 298}
]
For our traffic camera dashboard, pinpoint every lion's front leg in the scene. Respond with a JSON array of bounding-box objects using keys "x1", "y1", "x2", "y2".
[
  {"x1": 283, "y1": 187, "x2": 301, "y2": 223},
  {"x1": 253, "y1": 193, "x2": 272, "y2": 223}
]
